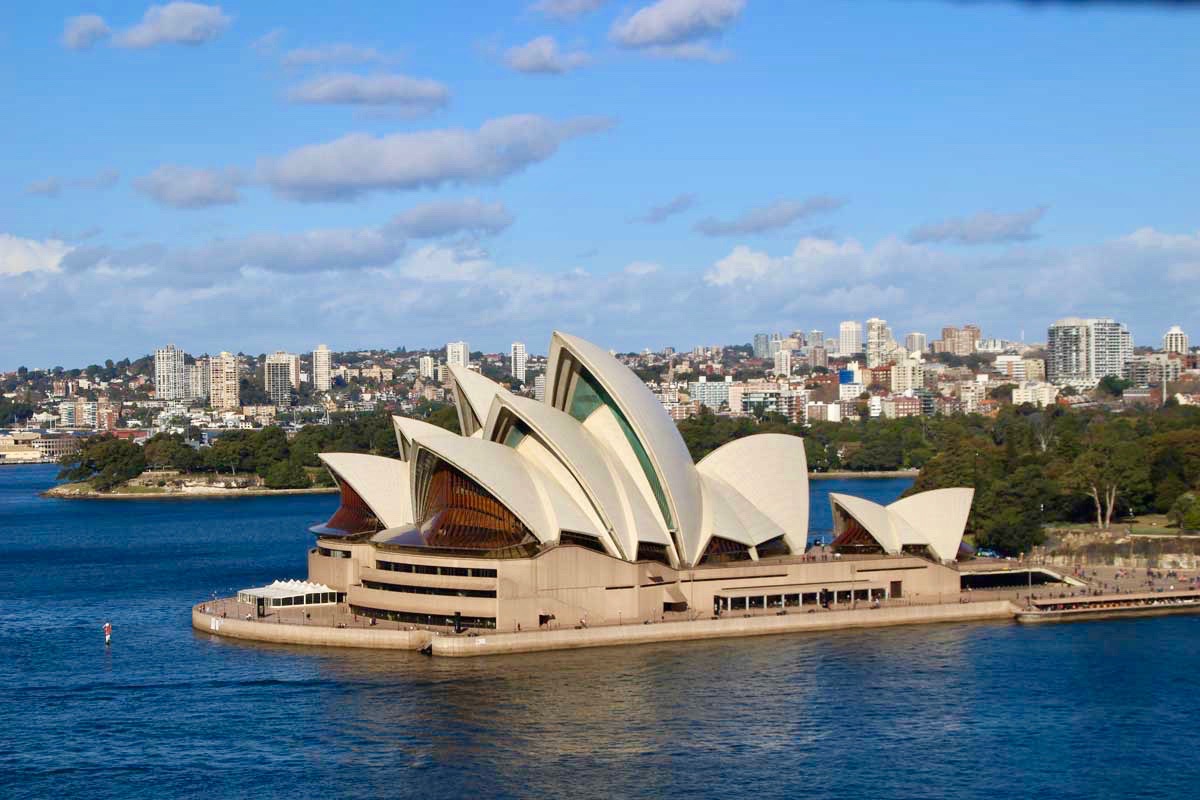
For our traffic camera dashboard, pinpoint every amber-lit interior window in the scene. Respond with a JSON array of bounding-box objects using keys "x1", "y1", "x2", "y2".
[
  {"x1": 418, "y1": 461, "x2": 535, "y2": 550},
  {"x1": 698, "y1": 536, "x2": 752, "y2": 565},
  {"x1": 322, "y1": 479, "x2": 383, "y2": 535},
  {"x1": 830, "y1": 510, "x2": 884, "y2": 554}
]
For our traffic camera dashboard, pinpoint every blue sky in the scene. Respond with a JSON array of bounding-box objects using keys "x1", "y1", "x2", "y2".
[{"x1": 4, "y1": 0, "x2": 1200, "y2": 368}]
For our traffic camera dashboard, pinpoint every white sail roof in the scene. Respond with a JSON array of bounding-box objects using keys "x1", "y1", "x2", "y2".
[
  {"x1": 318, "y1": 452, "x2": 412, "y2": 528},
  {"x1": 547, "y1": 331, "x2": 704, "y2": 564},
  {"x1": 448, "y1": 365, "x2": 508, "y2": 437},
  {"x1": 829, "y1": 488, "x2": 974, "y2": 563}
]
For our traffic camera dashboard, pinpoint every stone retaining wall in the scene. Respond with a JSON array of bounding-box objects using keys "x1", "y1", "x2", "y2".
[
  {"x1": 431, "y1": 600, "x2": 1020, "y2": 657},
  {"x1": 191, "y1": 607, "x2": 432, "y2": 650}
]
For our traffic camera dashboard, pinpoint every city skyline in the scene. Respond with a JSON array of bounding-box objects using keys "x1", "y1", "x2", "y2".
[{"x1": 5, "y1": 1, "x2": 1200, "y2": 368}]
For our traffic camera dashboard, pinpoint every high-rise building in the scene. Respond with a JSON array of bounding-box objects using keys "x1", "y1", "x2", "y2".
[
  {"x1": 808, "y1": 330, "x2": 824, "y2": 348},
  {"x1": 154, "y1": 344, "x2": 188, "y2": 401},
  {"x1": 1047, "y1": 317, "x2": 1133, "y2": 387},
  {"x1": 209, "y1": 352, "x2": 240, "y2": 411},
  {"x1": 313, "y1": 344, "x2": 332, "y2": 392},
  {"x1": 189, "y1": 358, "x2": 210, "y2": 401},
  {"x1": 752, "y1": 333, "x2": 770, "y2": 360},
  {"x1": 939, "y1": 326, "x2": 980, "y2": 357},
  {"x1": 838, "y1": 321, "x2": 863, "y2": 357},
  {"x1": 905, "y1": 333, "x2": 928, "y2": 354},
  {"x1": 1163, "y1": 325, "x2": 1189, "y2": 355},
  {"x1": 865, "y1": 318, "x2": 892, "y2": 368},
  {"x1": 533, "y1": 374, "x2": 546, "y2": 403},
  {"x1": 447, "y1": 341, "x2": 469, "y2": 369},
  {"x1": 265, "y1": 351, "x2": 300, "y2": 406},
  {"x1": 418, "y1": 355, "x2": 436, "y2": 379},
  {"x1": 773, "y1": 350, "x2": 792, "y2": 376},
  {"x1": 510, "y1": 342, "x2": 527, "y2": 383}
]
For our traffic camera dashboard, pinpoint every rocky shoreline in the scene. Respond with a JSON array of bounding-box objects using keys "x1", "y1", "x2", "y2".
[{"x1": 43, "y1": 483, "x2": 338, "y2": 499}]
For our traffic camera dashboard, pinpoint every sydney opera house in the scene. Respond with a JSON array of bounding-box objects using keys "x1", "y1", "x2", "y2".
[{"x1": 304, "y1": 332, "x2": 973, "y2": 631}]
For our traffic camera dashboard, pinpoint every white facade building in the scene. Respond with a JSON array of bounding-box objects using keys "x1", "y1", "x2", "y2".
[
  {"x1": 1047, "y1": 317, "x2": 1133, "y2": 387},
  {"x1": 313, "y1": 344, "x2": 332, "y2": 392},
  {"x1": 1163, "y1": 325, "x2": 1189, "y2": 355},
  {"x1": 419, "y1": 356, "x2": 436, "y2": 380},
  {"x1": 773, "y1": 349, "x2": 792, "y2": 376},
  {"x1": 865, "y1": 318, "x2": 892, "y2": 368},
  {"x1": 1012, "y1": 381, "x2": 1059, "y2": 408},
  {"x1": 446, "y1": 341, "x2": 469, "y2": 369},
  {"x1": 265, "y1": 351, "x2": 300, "y2": 406},
  {"x1": 154, "y1": 344, "x2": 188, "y2": 402},
  {"x1": 838, "y1": 321, "x2": 863, "y2": 357},
  {"x1": 510, "y1": 342, "x2": 527, "y2": 383}
]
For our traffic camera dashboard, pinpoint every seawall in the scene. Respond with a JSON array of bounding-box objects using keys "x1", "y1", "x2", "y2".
[
  {"x1": 432, "y1": 600, "x2": 1017, "y2": 657},
  {"x1": 192, "y1": 607, "x2": 432, "y2": 650}
]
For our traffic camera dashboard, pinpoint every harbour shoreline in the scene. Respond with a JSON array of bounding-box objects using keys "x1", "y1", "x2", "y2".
[{"x1": 192, "y1": 598, "x2": 1020, "y2": 657}]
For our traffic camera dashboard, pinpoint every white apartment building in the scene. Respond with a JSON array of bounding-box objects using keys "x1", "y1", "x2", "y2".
[
  {"x1": 905, "y1": 332, "x2": 928, "y2": 354},
  {"x1": 889, "y1": 353, "x2": 924, "y2": 394},
  {"x1": 265, "y1": 351, "x2": 300, "y2": 406},
  {"x1": 1012, "y1": 381, "x2": 1059, "y2": 407},
  {"x1": 510, "y1": 342, "x2": 527, "y2": 383},
  {"x1": 1163, "y1": 325, "x2": 1189, "y2": 355},
  {"x1": 838, "y1": 321, "x2": 863, "y2": 357},
  {"x1": 313, "y1": 344, "x2": 332, "y2": 392},
  {"x1": 993, "y1": 354, "x2": 1026, "y2": 381},
  {"x1": 189, "y1": 358, "x2": 210, "y2": 401},
  {"x1": 419, "y1": 355, "x2": 436, "y2": 379},
  {"x1": 1047, "y1": 317, "x2": 1132, "y2": 387},
  {"x1": 447, "y1": 341, "x2": 469, "y2": 369},
  {"x1": 154, "y1": 344, "x2": 188, "y2": 402},
  {"x1": 773, "y1": 350, "x2": 792, "y2": 376},
  {"x1": 689, "y1": 376, "x2": 733, "y2": 410},
  {"x1": 865, "y1": 318, "x2": 892, "y2": 368}
]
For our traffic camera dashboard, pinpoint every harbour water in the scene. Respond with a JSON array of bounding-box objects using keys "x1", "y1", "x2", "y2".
[{"x1": 2, "y1": 464, "x2": 1197, "y2": 799}]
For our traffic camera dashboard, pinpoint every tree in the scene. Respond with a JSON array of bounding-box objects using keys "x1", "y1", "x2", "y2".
[
  {"x1": 1168, "y1": 493, "x2": 1200, "y2": 530},
  {"x1": 1096, "y1": 375, "x2": 1132, "y2": 397},
  {"x1": 58, "y1": 436, "x2": 147, "y2": 491},
  {"x1": 263, "y1": 460, "x2": 312, "y2": 489}
]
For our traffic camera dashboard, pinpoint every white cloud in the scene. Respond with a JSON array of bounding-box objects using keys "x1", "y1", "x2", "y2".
[
  {"x1": 624, "y1": 260, "x2": 661, "y2": 275},
  {"x1": 695, "y1": 197, "x2": 845, "y2": 236},
  {"x1": 25, "y1": 169, "x2": 119, "y2": 197},
  {"x1": 62, "y1": 14, "x2": 111, "y2": 50},
  {"x1": 531, "y1": 0, "x2": 608, "y2": 20},
  {"x1": 133, "y1": 165, "x2": 242, "y2": 208},
  {"x1": 0, "y1": 234, "x2": 72, "y2": 275},
  {"x1": 287, "y1": 73, "x2": 450, "y2": 113},
  {"x1": 505, "y1": 36, "x2": 590, "y2": 74},
  {"x1": 390, "y1": 199, "x2": 513, "y2": 239},
  {"x1": 114, "y1": 2, "x2": 230, "y2": 49},
  {"x1": 611, "y1": 0, "x2": 744, "y2": 56},
  {"x1": 632, "y1": 193, "x2": 696, "y2": 223},
  {"x1": 909, "y1": 205, "x2": 1048, "y2": 245},
  {"x1": 281, "y1": 43, "x2": 394, "y2": 67},
  {"x1": 258, "y1": 114, "x2": 614, "y2": 202},
  {"x1": 25, "y1": 178, "x2": 62, "y2": 197}
]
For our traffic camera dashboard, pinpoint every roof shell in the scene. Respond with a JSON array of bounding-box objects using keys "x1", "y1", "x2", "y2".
[
  {"x1": 697, "y1": 433, "x2": 809, "y2": 556},
  {"x1": 318, "y1": 452, "x2": 412, "y2": 528},
  {"x1": 548, "y1": 331, "x2": 703, "y2": 563},
  {"x1": 829, "y1": 488, "x2": 974, "y2": 562},
  {"x1": 483, "y1": 393, "x2": 669, "y2": 559},
  {"x1": 448, "y1": 365, "x2": 508, "y2": 436},
  {"x1": 407, "y1": 432, "x2": 602, "y2": 545}
]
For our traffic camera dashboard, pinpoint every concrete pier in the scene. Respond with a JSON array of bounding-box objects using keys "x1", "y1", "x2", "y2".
[{"x1": 193, "y1": 599, "x2": 1019, "y2": 656}]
